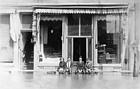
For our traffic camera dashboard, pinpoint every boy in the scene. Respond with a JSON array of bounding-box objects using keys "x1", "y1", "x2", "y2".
[
  {"x1": 66, "y1": 57, "x2": 72, "y2": 74},
  {"x1": 85, "y1": 59, "x2": 92, "y2": 74},
  {"x1": 57, "y1": 58, "x2": 66, "y2": 74},
  {"x1": 75, "y1": 56, "x2": 85, "y2": 74}
]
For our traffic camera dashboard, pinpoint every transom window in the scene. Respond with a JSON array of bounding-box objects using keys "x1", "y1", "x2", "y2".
[{"x1": 68, "y1": 14, "x2": 92, "y2": 36}]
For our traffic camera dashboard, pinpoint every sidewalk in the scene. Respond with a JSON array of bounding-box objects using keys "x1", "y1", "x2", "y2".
[
  {"x1": 0, "y1": 62, "x2": 132, "y2": 75},
  {"x1": 0, "y1": 63, "x2": 14, "y2": 71}
]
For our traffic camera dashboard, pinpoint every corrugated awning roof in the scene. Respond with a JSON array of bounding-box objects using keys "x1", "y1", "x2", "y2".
[{"x1": 34, "y1": 8, "x2": 127, "y2": 14}]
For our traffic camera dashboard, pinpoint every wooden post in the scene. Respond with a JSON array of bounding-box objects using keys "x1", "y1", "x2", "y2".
[
  {"x1": 132, "y1": 44, "x2": 139, "y2": 77},
  {"x1": 32, "y1": 12, "x2": 38, "y2": 70},
  {"x1": 32, "y1": 13, "x2": 41, "y2": 70},
  {"x1": 13, "y1": 41, "x2": 19, "y2": 70}
]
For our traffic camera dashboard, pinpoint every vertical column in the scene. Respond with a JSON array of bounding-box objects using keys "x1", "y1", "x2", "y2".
[
  {"x1": 40, "y1": 19, "x2": 44, "y2": 57},
  {"x1": 32, "y1": 13, "x2": 37, "y2": 43},
  {"x1": 120, "y1": 13, "x2": 129, "y2": 71},
  {"x1": 133, "y1": 0, "x2": 140, "y2": 76},
  {"x1": 32, "y1": 12, "x2": 37, "y2": 70},
  {"x1": 127, "y1": 7, "x2": 135, "y2": 72},
  {"x1": 93, "y1": 16, "x2": 98, "y2": 65},
  {"x1": 134, "y1": 0, "x2": 140, "y2": 76},
  {"x1": 79, "y1": 15, "x2": 81, "y2": 36},
  {"x1": 86, "y1": 38, "x2": 88, "y2": 59},
  {"x1": 92, "y1": 15, "x2": 94, "y2": 65},
  {"x1": 72, "y1": 38, "x2": 73, "y2": 61},
  {"x1": 13, "y1": 40, "x2": 19, "y2": 70},
  {"x1": 62, "y1": 16, "x2": 67, "y2": 61},
  {"x1": 32, "y1": 13, "x2": 40, "y2": 70}
]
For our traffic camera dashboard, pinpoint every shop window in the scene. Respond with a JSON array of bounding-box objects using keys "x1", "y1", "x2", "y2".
[
  {"x1": 41, "y1": 21, "x2": 62, "y2": 58},
  {"x1": 22, "y1": 14, "x2": 32, "y2": 29},
  {"x1": 97, "y1": 15, "x2": 121, "y2": 64}
]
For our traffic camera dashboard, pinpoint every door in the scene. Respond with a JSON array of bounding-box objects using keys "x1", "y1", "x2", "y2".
[
  {"x1": 73, "y1": 38, "x2": 86, "y2": 63},
  {"x1": 21, "y1": 32, "x2": 34, "y2": 70}
]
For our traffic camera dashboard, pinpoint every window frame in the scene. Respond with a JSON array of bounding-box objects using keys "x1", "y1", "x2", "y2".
[{"x1": 67, "y1": 14, "x2": 92, "y2": 37}]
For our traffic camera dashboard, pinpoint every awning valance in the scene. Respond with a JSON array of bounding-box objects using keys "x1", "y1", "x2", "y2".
[{"x1": 34, "y1": 8, "x2": 127, "y2": 14}]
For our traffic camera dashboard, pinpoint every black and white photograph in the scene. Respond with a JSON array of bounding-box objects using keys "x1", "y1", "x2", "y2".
[{"x1": 0, "y1": 0, "x2": 140, "y2": 89}]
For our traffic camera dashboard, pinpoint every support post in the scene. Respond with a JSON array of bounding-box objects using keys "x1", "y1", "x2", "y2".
[
  {"x1": 32, "y1": 13, "x2": 41, "y2": 70},
  {"x1": 32, "y1": 12, "x2": 38, "y2": 70},
  {"x1": 13, "y1": 41, "x2": 20, "y2": 70},
  {"x1": 133, "y1": 45, "x2": 139, "y2": 77}
]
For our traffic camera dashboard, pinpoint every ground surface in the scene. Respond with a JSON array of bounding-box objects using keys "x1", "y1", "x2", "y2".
[{"x1": 0, "y1": 71, "x2": 140, "y2": 89}]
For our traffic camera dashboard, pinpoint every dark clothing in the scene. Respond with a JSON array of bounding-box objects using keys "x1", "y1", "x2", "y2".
[
  {"x1": 57, "y1": 61, "x2": 67, "y2": 73},
  {"x1": 59, "y1": 61, "x2": 66, "y2": 68},
  {"x1": 77, "y1": 62, "x2": 84, "y2": 70},
  {"x1": 85, "y1": 62, "x2": 92, "y2": 69}
]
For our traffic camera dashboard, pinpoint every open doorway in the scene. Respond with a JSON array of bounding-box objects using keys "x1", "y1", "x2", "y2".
[
  {"x1": 22, "y1": 32, "x2": 34, "y2": 70},
  {"x1": 73, "y1": 38, "x2": 86, "y2": 63}
]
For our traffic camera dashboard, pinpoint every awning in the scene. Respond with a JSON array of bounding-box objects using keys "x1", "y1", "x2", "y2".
[{"x1": 34, "y1": 8, "x2": 127, "y2": 14}]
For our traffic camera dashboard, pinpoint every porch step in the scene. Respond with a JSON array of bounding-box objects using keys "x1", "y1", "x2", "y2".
[
  {"x1": 93, "y1": 65, "x2": 122, "y2": 72},
  {"x1": 23, "y1": 63, "x2": 33, "y2": 70},
  {"x1": 37, "y1": 66, "x2": 58, "y2": 72},
  {"x1": 0, "y1": 63, "x2": 14, "y2": 71}
]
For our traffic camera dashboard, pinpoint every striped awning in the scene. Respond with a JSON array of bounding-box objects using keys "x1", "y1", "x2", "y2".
[{"x1": 34, "y1": 8, "x2": 127, "y2": 14}]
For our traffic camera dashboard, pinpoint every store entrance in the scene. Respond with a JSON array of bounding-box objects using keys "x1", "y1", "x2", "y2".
[
  {"x1": 22, "y1": 32, "x2": 34, "y2": 70},
  {"x1": 73, "y1": 38, "x2": 86, "y2": 63}
]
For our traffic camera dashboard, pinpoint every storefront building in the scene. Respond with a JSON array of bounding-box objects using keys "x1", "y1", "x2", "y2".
[
  {"x1": 32, "y1": 6, "x2": 128, "y2": 71},
  {"x1": 0, "y1": 0, "x2": 139, "y2": 72}
]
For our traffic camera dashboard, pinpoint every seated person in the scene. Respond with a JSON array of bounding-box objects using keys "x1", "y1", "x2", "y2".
[
  {"x1": 85, "y1": 59, "x2": 93, "y2": 74},
  {"x1": 66, "y1": 57, "x2": 72, "y2": 74},
  {"x1": 106, "y1": 52, "x2": 111, "y2": 63},
  {"x1": 75, "y1": 56, "x2": 85, "y2": 74},
  {"x1": 57, "y1": 58, "x2": 66, "y2": 73}
]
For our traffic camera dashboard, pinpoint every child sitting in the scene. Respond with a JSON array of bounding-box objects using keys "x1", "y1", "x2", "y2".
[
  {"x1": 75, "y1": 56, "x2": 85, "y2": 74},
  {"x1": 66, "y1": 57, "x2": 72, "y2": 74},
  {"x1": 57, "y1": 57, "x2": 66, "y2": 74},
  {"x1": 85, "y1": 59, "x2": 92, "y2": 74}
]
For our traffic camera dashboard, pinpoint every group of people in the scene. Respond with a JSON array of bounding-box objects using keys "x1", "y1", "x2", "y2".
[
  {"x1": 57, "y1": 57, "x2": 93, "y2": 74},
  {"x1": 57, "y1": 57, "x2": 72, "y2": 74},
  {"x1": 75, "y1": 57, "x2": 93, "y2": 74}
]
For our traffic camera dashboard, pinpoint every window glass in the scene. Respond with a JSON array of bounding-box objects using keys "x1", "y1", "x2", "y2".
[
  {"x1": 68, "y1": 15, "x2": 79, "y2": 36},
  {"x1": 68, "y1": 38, "x2": 72, "y2": 60},
  {"x1": 97, "y1": 16, "x2": 121, "y2": 64},
  {"x1": 81, "y1": 15, "x2": 92, "y2": 36},
  {"x1": 22, "y1": 14, "x2": 32, "y2": 29},
  {"x1": 88, "y1": 38, "x2": 92, "y2": 61}
]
